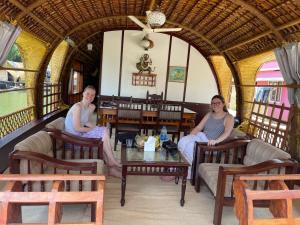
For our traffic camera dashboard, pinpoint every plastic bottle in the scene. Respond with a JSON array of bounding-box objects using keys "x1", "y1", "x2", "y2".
[{"x1": 160, "y1": 126, "x2": 168, "y2": 147}]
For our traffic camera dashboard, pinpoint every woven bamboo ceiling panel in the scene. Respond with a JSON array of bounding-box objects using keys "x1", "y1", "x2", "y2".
[{"x1": 1, "y1": 0, "x2": 299, "y2": 61}]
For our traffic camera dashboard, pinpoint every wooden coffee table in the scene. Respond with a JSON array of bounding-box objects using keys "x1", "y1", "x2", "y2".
[{"x1": 120, "y1": 144, "x2": 189, "y2": 206}]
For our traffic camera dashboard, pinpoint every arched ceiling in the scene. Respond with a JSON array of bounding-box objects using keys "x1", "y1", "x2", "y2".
[{"x1": 1, "y1": 0, "x2": 300, "y2": 63}]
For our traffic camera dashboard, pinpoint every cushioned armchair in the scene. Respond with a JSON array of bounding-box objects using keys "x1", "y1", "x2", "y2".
[
  {"x1": 45, "y1": 117, "x2": 103, "y2": 160},
  {"x1": 194, "y1": 138, "x2": 298, "y2": 225},
  {"x1": 10, "y1": 130, "x2": 105, "y2": 192}
]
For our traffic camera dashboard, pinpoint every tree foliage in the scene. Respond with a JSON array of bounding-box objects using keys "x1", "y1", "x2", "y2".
[{"x1": 7, "y1": 44, "x2": 22, "y2": 62}]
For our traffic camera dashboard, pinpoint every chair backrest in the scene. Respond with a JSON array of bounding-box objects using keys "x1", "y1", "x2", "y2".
[
  {"x1": 116, "y1": 101, "x2": 143, "y2": 121},
  {"x1": 45, "y1": 117, "x2": 65, "y2": 131},
  {"x1": 243, "y1": 139, "x2": 291, "y2": 166},
  {"x1": 158, "y1": 103, "x2": 182, "y2": 121},
  {"x1": 146, "y1": 91, "x2": 163, "y2": 110},
  {"x1": 14, "y1": 131, "x2": 54, "y2": 174}
]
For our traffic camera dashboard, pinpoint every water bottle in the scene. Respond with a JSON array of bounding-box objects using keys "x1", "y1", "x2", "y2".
[{"x1": 160, "y1": 126, "x2": 168, "y2": 147}]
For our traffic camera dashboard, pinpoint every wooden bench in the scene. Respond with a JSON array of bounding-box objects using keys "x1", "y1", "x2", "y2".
[
  {"x1": 234, "y1": 174, "x2": 300, "y2": 225},
  {"x1": 0, "y1": 174, "x2": 105, "y2": 225}
]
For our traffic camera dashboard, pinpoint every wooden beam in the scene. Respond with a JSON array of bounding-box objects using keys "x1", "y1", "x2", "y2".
[
  {"x1": 223, "y1": 17, "x2": 300, "y2": 52},
  {"x1": 0, "y1": 66, "x2": 38, "y2": 72},
  {"x1": 234, "y1": 0, "x2": 284, "y2": 42},
  {"x1": 9, "y1": 0, "x2": 64, "y2": 39},
  {"x1": 65, "y1": 16, "x2": 222, "y2": 54},
  {"x1": 15, "y1": 0, "x2": 47, "y2": 20},
  {"x1": 9, "y1": 0, "x2": 93, "y2": 62},
  {"x1": 149, "y1": 0, "x2": 156, "y2": 11}
]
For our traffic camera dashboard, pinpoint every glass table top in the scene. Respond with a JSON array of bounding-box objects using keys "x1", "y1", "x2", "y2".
[{"x1": 121, "y1": 146, "x2": 189, "y2": 165}]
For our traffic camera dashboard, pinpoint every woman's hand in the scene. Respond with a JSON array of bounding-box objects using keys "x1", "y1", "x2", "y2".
[{"x1": 207, "y1": 139, "x2": 218, "y2": 146}]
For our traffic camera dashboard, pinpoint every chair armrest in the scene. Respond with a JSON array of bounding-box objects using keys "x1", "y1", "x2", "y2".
[
  {"x1": 9, "y1": 150, "x2": 98, "y2": 174},
  {"x1": 215, "y1": 159, "x2": 298, "y2": 201},
  {"x1": 191, "y1": 139, "x2": 250, "y2": 185},
  {"x1": 221, "y1": 158, "x2": 297, "y2": 175},
  {"x1": 195, "y1": 139, "x2": 250, "y2": 164},
  {"x1": 46, "y1": 129, "x2": 104, "y2": 160},
  {"x1": 46, "y1": 128, "x2": 102, "y2": 144}
]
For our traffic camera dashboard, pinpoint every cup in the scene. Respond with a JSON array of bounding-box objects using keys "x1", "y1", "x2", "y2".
[{"x1": 126, "y1": 139, "x2": 133, "y2": 148}]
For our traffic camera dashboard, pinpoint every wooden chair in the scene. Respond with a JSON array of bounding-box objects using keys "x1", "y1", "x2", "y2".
[
  {"x1": 0, "y1": 174, "x2": 105, "y2": 225},
  {"x1": 193, "y1": 138, "x2": 298, "y2": 225},
  {"x1": 145, "y1": 90, "x2": 163, "y2": 111},
  {"x1": 157, "y1": 103, "x2": 183, "y2": 141},
  {"x1": 114, "y1": 101, "x2": 143, "y2": 150},
  {"x1": 234, "y1": 174, "x2": 300, "y2": 225},
  {"x1": 45, "y1": 118, "x2": 104, "y2": 160}
]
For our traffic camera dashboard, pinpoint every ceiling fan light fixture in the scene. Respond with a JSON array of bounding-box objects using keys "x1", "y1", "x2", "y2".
[{"x1": 148, "y1": 9, "x2": 166, "y2": 27}]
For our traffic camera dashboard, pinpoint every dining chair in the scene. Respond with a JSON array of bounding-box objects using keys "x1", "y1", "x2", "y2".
[
  {"x1": 145, "y1": 90, "x2": 163, "y2": 111},
  {"x1": 114, "y1": 101, "x2": 143, "y2": 150},
  {"x1": 157, "y1": 103, "x2": 183, "y2": 142}
]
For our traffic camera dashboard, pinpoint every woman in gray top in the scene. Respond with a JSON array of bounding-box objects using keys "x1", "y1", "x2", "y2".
[{"x1": 178, "y1": 95, "x2": 234, "y2": 178}]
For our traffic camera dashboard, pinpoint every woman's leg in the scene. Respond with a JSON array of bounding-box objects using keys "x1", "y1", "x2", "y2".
[
  {"x1": 101, "y1": 128, "x2": 121, "y2": 167},
  {"x1": 82, "y1": 127, "x2": 121, "y2": 178}
]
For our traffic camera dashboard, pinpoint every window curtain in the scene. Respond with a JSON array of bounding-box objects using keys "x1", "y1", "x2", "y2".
[
  {"x1": 0, "y1": 21, "x2": 21, "y2": 65},
  {"x1": 274, "y1": 42, "x2": 300, "y2": 108}
]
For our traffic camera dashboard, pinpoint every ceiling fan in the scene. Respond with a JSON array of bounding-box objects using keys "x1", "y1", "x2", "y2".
[{"x1": 128, "y1": 9, "x2": 182, "y2": 35}]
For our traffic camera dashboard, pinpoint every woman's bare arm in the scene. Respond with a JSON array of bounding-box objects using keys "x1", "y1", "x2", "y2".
[
  {"x1": 85, "y1": 104, "x2": 96, "y2": 128},
  {"x1": 72, "y1": 105, "x2": 94, "y2": 132},
  {"x1": 190, "y1": 113, "x2": 210, "y2": 135}
]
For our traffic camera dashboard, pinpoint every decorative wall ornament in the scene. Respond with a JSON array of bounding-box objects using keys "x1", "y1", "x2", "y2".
[
  {"x1": 168, "y1": 66, "x2": 186, "y2": 83},
  {"x1": 136, "y1": 53, "x2": 155, "y2": 73}
]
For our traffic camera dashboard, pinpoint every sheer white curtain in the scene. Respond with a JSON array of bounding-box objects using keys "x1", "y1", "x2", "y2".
[
  {"x1": 274, "y1": 42, "x2": 300, "y2": 108},
  {"x1": 0, "y1": 21, "x2": 21, "y2": 65}
]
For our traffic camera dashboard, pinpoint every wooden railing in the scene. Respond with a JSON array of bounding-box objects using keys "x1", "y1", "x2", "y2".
[
  {"x1": 42, "y1": 83, "x2": 61, "y2": 116},
  {"x1": 244, "y1": 100, "x2": 291, "y2": 151},
  {"x1": 0, "y1": 106, "x2": 35, "y2": 138}
]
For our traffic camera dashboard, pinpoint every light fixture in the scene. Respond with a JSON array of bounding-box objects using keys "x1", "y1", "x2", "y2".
[
  {"x1": 141, "y1": 35, "x2": 154, "y2": 50},
  {"x1": 87, "y1": 43, "x2": 93, "y2": 51},
  {"x1": 65, "y1": 36, "x2": 75, "y2": 47},
  {"x1": 147, "y1": 7, "x2": 166, "y2": 27}
]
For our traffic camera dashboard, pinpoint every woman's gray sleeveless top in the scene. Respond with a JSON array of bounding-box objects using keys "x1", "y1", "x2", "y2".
[{"x1": 203, "y1": 113, "x2": 227, "y2": 140}]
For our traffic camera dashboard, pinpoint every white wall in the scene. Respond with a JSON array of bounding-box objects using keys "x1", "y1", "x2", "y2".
[
  {"x1": 185, "y1": 47, "x2": 218, "y2": 103},
  {"x1": 101, "y1": 30, "x2": 218, "y2": 103},
  {"x1": 166, "y1": 37, "x2": 188, "y2": 101},
  {"x1": 101, "y1": 31, "x2": 122, "y2": 96}
]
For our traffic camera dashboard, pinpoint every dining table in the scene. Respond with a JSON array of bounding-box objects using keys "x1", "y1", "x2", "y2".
[{"x1": 97, "y1": 104, "x2": 196, "y2": 130}]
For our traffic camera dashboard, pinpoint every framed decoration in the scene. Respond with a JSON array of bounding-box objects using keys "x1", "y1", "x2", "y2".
[{"x1": 168, "y1": 66, "x2": 186, "y2": 83}]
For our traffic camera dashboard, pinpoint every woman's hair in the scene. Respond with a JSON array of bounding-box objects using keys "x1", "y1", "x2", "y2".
[
  {"x1": 211, "y1": 94, "x2": 228, "y2": 112},
  {"x1": 83, "y1": 85, "x2": 96, "y2": 93}
]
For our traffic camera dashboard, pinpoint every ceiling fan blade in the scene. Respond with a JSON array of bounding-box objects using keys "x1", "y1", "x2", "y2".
[
  {"x1": 128, "y1": 16, "x2": 148, "y2": 29},
  {"x1": 145, "y1": 10, "x2": 152, "y2": 28},
  {"x1": 153, "y1": 28, "x2": 182, "y2": 33}
]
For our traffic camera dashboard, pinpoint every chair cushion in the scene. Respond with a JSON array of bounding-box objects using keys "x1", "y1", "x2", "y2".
[
  {"x1": 243, "y1": 139, "x2": 291, "y2": 166},
  {"x1": 46, "y1": 117, "x2": 65, "y2": 131},
  {"x1": 15, "y1": 131, "x2": 54, "y2": 174},
  {"x1": 198, "y1": 163, "x2": 244, "y2": 197},
  {"x1": 229, "y1": 128, "x2": 247, "y2": 138}
]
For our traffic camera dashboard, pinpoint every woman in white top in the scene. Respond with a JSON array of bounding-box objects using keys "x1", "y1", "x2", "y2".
[{"x1": 65, "y1": 85, "x2": 121, "y2": 178}]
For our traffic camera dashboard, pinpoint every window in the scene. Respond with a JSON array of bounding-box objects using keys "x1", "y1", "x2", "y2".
[{"x1": 269, "y1": 81, "x2": 282, "y2": 102}]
